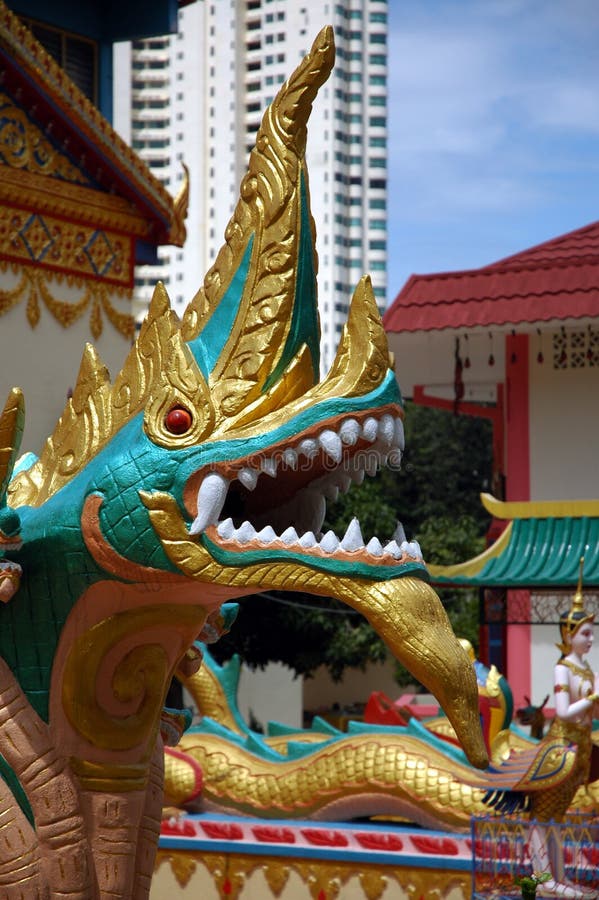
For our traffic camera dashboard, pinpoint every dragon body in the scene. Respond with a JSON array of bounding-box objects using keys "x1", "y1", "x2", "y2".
[
  {"x1": 0, "y1": 28, "x2": 486, "y2": 899},
  {"x1": 165, "y1": 646, "x2": 599, "y2": 831}
]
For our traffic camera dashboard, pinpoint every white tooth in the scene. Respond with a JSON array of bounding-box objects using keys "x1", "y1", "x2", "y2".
[
  {"x1": 379, "y1": 414, "x2": 395, "y2": 447},
  {"x1": 349, "y1": 467, "x2": 365, "y2": 485},
  {"x1": 340, "y1": 518, "x2": 364, "y2": 552},
  {"x1": 280, "y1": 526, "x2": 299, "y2": 545},
  {"x1": 399, "y1": 540, "x2": 410, "y2": 554},
  {"x1": 309, "y1": 491, "x2": 326, "y2": 533},
  {"x1": 322, "y1": 482, "x2": 339, "y2": 501},
  {"x1": 364, "y1": 455, "x2": 378, "y2": 477},
  {"x1": 362, "y1": 417, "x2": 378, "y2": 442},
  {"x1": 238, "y1": 467, "x2": 259, "y2": 490},
  {"x1": 393, "y1": 522, "x2": 407, "y2": 544},
  {"x1": 407, "y1": 540, "x2": 422, "y2": 559},
  {"x1": 319, "y1": 429, "x2": 343, "y2": 464},
  {"x1": 394, "y1": 417, "x2": 405, "y2": 451},
  {"x1": 299, "y1": 531, "x2": 317, "y2": 548},
  {"x1": 336, "y1": 473, "x2": 351, "y2": 493},
  {"x1": 339, "y1": 418, "x2": 360, "y2": 446},
  {"x1": 261, "y1": 457, "x2": 278, "y2": 478},
  {"x1": 299, "y1": 489, "x2": 326, "y2": 535},
  {"x1": 298, "y1": 438, "x2": 319, "y2": 460},
  {"x1": 234, "y1": 520, "x2": 256, "y2": 543},
  {"x1": 190, "y1": 473, "x2": 229, "y2": 535},
  {"x1": 217, "y1": 518, "x2": 235, "y2": 539},
  {"x1": 366, "y1": 536, "x2": 384, "y2": 557},
  {"x1": 283, "y1": 448, "x2": 298, "y2": 470},
  {"x1": 320, "y1": 530, "x2": 340, "y2": 552},
  {"x1": 387, "y1": 448, "x2": 402, "y2": 469},
  {"x1": 384, "y1": 539, "x2": 402, "y2": 558},
  {"x1": 257, "y1": 525, "x2": 277, "y2": 543}
]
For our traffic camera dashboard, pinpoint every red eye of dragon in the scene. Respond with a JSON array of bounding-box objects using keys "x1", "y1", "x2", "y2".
[{"x1": 164, "y1": 406, "x2": 193, "y2": 435}]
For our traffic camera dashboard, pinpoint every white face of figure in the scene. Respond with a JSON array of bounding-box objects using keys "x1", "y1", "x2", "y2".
[{"x1": 569, "y1": 622, "x2": 594, "y2": 658}]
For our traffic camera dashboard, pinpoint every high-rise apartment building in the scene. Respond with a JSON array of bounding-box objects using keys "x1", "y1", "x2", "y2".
[{"x1": 114, "y1": 0, "x2": 387, "y2": 372}]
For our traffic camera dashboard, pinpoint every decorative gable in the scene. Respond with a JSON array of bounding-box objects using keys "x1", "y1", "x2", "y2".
[{"x1": 0, "y1": 3, "x2": 187, "y2": 340}]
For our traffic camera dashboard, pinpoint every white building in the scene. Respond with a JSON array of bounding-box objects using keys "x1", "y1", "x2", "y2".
[{"x1": 114, "y1": 0, "x2": 388, "y2": 372}]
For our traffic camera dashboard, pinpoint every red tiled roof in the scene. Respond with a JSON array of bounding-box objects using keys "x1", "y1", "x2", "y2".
[{"x1": 384, "y1": 220, "x2": 599, "y2": 333}]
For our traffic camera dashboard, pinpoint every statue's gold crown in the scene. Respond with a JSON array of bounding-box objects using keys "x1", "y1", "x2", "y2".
[{"x1": 556, "y1": 556, "x2": 594, "y2": 654}]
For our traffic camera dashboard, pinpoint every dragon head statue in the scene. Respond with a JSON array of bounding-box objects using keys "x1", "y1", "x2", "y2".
[{"x1": 1, "y1": 27, "x2": 487, "y2": 826}]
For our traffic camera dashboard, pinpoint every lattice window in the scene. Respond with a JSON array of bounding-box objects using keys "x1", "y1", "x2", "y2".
[
  {"x1": 552, "y1": 328, "x2": 599, "y2": 370},
  {"x1": 553, "y1": 331, "x2": 568, "y2": 369},
  {"x1": 570, "y1": 330, "x2": 586, "y2": 368},
  {"x1": 481, "y1": 589, "x2": 599, "y2": 625},
  {"x1": 588, "y1": 329, "x2": 599, "y2": 367}
]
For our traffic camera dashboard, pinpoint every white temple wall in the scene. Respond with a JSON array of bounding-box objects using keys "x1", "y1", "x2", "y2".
[
  {"x1": 529, "y1": 356, "x2": 599, "y2": 500},
  {"x1": 0, "y1": 279, "x2": 132, "y2": 456},
  {"x1": 237, "y1": 662, "x2": 303, "y2": 731}
]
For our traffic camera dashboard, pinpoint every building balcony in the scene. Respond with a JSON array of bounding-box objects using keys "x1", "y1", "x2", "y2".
[
  {"x1": 132, "y1": 69, "x2": 170, "y2": 84},
  {"x1": 133, "y1": 49, "x2": 170, "y2": 64},
  {"x1": 131, "y1": 107, "x2": 172, "y2": 122}
]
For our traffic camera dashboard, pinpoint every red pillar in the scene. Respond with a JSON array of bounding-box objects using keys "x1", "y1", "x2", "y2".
[
  {"x1": 505, "y1": 333, "x2": 530, "y2": 501},
  {"x1": 504, "y1": 333, "x2": 531, "y2": 706}
]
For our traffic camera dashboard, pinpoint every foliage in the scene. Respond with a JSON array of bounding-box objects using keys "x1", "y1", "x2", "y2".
[
  {"x1": 215, "y1": 401, "x2": 493, "y2": 682},
  {"x1": 514, "y1": 872, "x2": 552, "y2": 898},
  {"x1": 210, "y1": 591, "x2": 387, "y2": 681}
]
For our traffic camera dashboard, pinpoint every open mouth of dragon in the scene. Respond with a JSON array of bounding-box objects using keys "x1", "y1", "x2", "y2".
[{"x1": 184, "y1": 406, "x2": 424, "y2": 568}]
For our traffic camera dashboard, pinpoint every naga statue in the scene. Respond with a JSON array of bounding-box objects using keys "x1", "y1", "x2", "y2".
[
  {"x1": 162, "y1": 637, "x2": 599, "y2": 834},
  {"x1": 0, "y1": 28, "x2": 487, "y2": 899}
]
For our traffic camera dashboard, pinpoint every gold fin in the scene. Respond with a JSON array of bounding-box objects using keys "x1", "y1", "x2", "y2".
[
  {"x1": 0, "y1": 388, "x2": 24, "y2": 503},
  {"x1": 181, "y1": 286, "x2": 210, "y2": 342},
  {"x1": 319, "y1": 275, "x2": 389, "y2": 399},
  {"x1": 184, "y1": 28, "x2": 334, "y2": 419},
  {"x1": 167, "y1": 162, "x2": 189, "y2": 247}
]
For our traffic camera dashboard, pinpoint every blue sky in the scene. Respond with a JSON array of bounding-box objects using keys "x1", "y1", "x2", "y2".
[{"x1": 386, "y1": 0, "x2": 599, "y2": 302}]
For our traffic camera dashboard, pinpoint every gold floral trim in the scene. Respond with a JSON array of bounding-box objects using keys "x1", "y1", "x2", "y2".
[
  {"x1": 154, "y1": 850, "x2": 469, "y2": 900},
  {"x1": 0, "y1": 91, "x2": 89, "y2": 183},
  {"x1": 0, "y1": 267, "x2": 133, "y2": 339}
]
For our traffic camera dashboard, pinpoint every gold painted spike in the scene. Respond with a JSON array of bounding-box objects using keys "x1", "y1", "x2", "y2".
[
  {"x1": 9, "y1": 345, "x2": 112, "y2": 507},
  {"x1": 168, "y1": 162, "x2": 189, "y2": 247},
  {"x1": 179, "y1": 663, "x2": 244, "y2": 736},
  {"x1": 181, "y1": 285, "x2": 210, "y2": 342},
  {"x1": 184, "y1": 28, "x2": 334, "y2": 417},
  {"x1": 71, "y1": 343, "x2": 111, "y2": 414},
  {"x1": 112, "y1": 281, "x2": 176, "y2": 415},
  {"x1": 317, "y1": 275, "x2": 389, "y2": 400},
  {"x1": 0, "y1": 388, "x2": 24, "y2": 502}
]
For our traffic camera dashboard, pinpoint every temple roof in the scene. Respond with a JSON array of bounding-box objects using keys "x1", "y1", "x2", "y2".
[
  {"x1": 0, "y1": 3, "x2": 186, "y2": 248},
  {"x1": 384, "y1": 220, "x2": 599, "y2": 333},
  {"x1": 429, "y1": 494, "x2": 599, "y2": 589}
]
